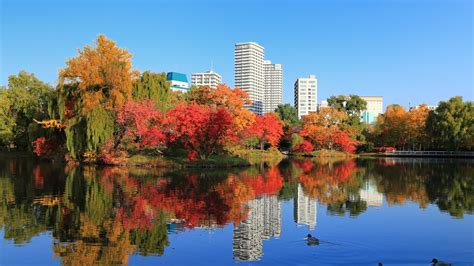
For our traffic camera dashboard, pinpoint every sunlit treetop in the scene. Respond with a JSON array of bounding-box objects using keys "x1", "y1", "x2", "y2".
[{"x1": 59, "y1": 34, "x2": 139, "y2": 113}]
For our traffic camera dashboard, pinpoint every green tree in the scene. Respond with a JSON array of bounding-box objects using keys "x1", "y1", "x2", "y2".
[
  {"x1": 327, "y1": 94, "x2": 367, "y2": 123},
  {"x1": 426, "y1": 96, "x2": 473, "y2": 151},
  {"x1": 132, "y1": 71, "x2": 171, "y2": 111},
  {"x1": 0, "y1": 71, "x2": 53, "y2": 149},
  {"x1": 275, "y1": 104, "x2": 299, "y2": 127},
  {"x1": 327, "y1": 95, "x2": 367, "y2": 141}
]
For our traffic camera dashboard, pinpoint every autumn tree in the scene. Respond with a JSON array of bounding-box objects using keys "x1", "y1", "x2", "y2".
[
  {"x1": 300, "y1": 108, "x2": 357, "y2": 153},
  {"x1": 245, "y1": 113, "x2": 284, "y2": 150},
  {"x1": 376, "y1": 105, "x2": 409, "y2": 149},
  {"x1": 164, "y1": 103, "x2": 234, "y2": 160},
  {"x1": 57, "y1": 35, "x2": 138, "y2": 159},
  {"x1": 327, "y1": 95, "x2": 367, "y2": 141},
  {"x1": 185, "y1": 85, "x2": 255, "y2": 133},
  {"x1": 116, "y1": 100, "x2": 165, "y2": 149},
  {"x1": 406, "y1": 104, "x2": 430, "y2": 150}
]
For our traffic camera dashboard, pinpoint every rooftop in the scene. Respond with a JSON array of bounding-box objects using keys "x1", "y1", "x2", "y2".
[{"x1": 167, "y1": 72, "x2": 188, "y2": 83}]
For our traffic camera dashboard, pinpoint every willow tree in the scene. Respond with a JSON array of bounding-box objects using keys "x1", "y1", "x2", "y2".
[
  {"x1": 57, "y1": 35, "x2": 138, "y2": 159},
  {"x1": 132, "y1": 71, "x2": 171, "y2": 111}
]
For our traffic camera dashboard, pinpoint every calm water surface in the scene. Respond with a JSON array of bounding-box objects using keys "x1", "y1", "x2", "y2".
[{"x1": 0, "y1": 157, "x2": 472, "y2": 265}]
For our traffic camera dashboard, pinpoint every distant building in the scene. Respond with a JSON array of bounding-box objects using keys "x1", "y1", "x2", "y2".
[
  {"x1": 360, "y1": 96, "x2": 383, "y2": 124},
  {"x1": 167, "y1": 72, "x2": 190, "y2": 92},
  {"x1": 235, "y1": 42, "x2": 265, "y2": 115},
  {"x1": 263, "y1": 60, "x2": 282, "y2": 114},
  {"x1": 410, "y1": 104, "x2": 437, "y2": 111},
  {"x1": 294, "y1": 75, "x2": 318, "y2": 119},
  {"x1": 191, "y1": 70, "x2": 222, "y2": 89},
  {"x1": 318, "y1": 100, "x2": 329, "y2": 111}
]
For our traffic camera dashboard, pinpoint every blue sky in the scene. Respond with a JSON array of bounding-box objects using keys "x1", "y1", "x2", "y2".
[{"x1": 1, "y1": 0, "x2": 472, "y2": 108}]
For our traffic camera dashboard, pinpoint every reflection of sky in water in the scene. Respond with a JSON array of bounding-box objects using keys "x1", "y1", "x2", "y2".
[{"x1": 0, "y1": 158, "x2": 473, "y2": 265}]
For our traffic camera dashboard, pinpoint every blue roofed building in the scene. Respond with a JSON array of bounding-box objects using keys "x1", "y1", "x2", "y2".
[{"x1": 167, "y1": 72, "x2": 190, "y2": 92}]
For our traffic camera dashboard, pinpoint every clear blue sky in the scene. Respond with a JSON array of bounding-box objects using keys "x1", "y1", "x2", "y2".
[{"x1": 1, "y1": 0, "x2": 472, "y2": 108}]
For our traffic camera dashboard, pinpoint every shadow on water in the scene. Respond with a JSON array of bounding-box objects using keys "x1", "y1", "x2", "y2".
[{"x1": 0, "y1": 156, "x2": 472, "y2": 264}]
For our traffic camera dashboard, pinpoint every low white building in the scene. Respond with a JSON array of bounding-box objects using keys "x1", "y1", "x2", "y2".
[
  {"x1": 191, "y1": 70, "x2": 222, "y2": 89},
  {"x1": 167, "y1": 72, "x2": 190, "y2": 93}
]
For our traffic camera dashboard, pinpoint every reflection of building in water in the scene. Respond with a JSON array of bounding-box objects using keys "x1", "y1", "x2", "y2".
[
  {"x1": 233, "y1": 195, "x2": 281, "y2": 261},
  {"x1": 294, "y1": 184, "x2": 317, "y2": 230},
  {"x1": 359, "y1": 179, "x2": 383, "y2": 207}
]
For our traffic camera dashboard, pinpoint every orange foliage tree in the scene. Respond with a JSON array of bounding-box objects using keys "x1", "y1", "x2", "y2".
[
  {"x1": 245, "y1": 113, "x2": 284, "y2": 149},
  {"x1": 59, "y1": 34, "x2": 139, "y2": 113},
  {"x1": 300, "y1": 109, "x2": 358, "y2": 153},
  {"x1": 186, "y1": 85, "x2": 256, "y2": 133}
]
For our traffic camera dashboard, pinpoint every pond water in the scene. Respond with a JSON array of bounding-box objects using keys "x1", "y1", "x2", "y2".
[{"x1": 0, "y1": 157, "x2": 472, "y2": 265}]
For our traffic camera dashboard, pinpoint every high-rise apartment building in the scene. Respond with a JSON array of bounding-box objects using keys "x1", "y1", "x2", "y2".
[
  {"x1": 294, "y1": 75, "x2": 318, "y2": 119},
  {"x1": 360, "y1": 96, "x2": 383, "y2": 124},
  {"x1": 263, "y1": 60, "x2": 282, "y2": 114},
  {"x1": 235, "y1": 42, "x2": 265, "y2": 115},
  {"x1": 191, "y1": 70, "x2": 222, "y2": 89}
]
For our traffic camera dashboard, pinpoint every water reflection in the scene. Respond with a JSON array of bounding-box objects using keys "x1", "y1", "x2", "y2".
[{"x1": 0, "y1": 157, "x2": 472, "y2": 264}]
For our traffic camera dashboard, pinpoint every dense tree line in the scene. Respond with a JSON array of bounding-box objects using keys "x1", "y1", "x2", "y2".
[
  {"x1": 364, "y1": 97, "x2": 473, "y2": 151},
  {"x1": 0, "y1": 35, "x2": 284, "y2": 163}
]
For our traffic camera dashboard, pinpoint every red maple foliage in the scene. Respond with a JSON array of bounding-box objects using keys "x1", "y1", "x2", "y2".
[
  {"x1": 293, "y1": 140, "x2": 314, "y2": 153},
  {"x1": 32, "y1": 137, "x2": 58, "y2": 156},
  {"x1": 116, "y1": 100, "x2": 165, "y2": 148},
  {"x1": 164, "y1": 103, "x2": 234, "y2": 160},
  {"x1": 245, "y1": 113, "x2": 284, "y2": 149}
]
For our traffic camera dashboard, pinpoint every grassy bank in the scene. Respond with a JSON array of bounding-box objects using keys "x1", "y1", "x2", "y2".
[
  {"x1": 230, "y1": 148, "x2": 283, "y2": 166},
  {"x1": 103, "y1": 153, "x2": 250, "y2": 168},
  {"x1": 291, "y1": 149, "x2": 355, "y2": 158}
]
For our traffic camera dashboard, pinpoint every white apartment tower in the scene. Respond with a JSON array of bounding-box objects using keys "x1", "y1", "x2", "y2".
[
  {"x1": 235, "y1": 42, "x2": 265, "y2": 115},
  {"x1": 191, "y1": 70, "x2": 222, "y2": 89},
  {"x1": 263, "y1": 60, "x2": 283, "y2": 114},
  {"x1": 294, "y1": 75, "x2": 318, "y2": 119}
]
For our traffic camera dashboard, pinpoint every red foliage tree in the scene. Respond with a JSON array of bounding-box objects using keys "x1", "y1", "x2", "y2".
[
  {"x1": 301, "y1": 125, "x2": 357, "y2": 153},
  {"x1": 293, "y1": 140, "x2": 314, "y2": 153},
  {"x1": 164, "y1": 103, "x2": 234, "y2": 160},
  {"x1": 245, "y1": 113, "x2": 284, "y2": 149},
  {"x1": 116, "y1": 100, "x2": 165, "y2": 148},
  {"x1": 32, "y1": 137, "x2": 58, "y2": 156}
]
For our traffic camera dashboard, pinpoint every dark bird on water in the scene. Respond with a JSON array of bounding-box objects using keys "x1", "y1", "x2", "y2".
[
  {"x1": 306, "y1": 234, "x2": 319, "y2": 245},
  {"x1": 432, "y1": 258, "x2": 451, "y2": 266}
]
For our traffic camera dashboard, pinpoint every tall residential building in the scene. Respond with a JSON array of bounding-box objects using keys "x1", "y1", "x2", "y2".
[
  {"x1": 294, "y1": 75, "x2": 318, "y2": 119},
  {"x1": 191, "y1": 70, "x2": 222, "y2": 89},
  {"x1": 360, "y1": 96, "x2": 383, "y2": 124},
  {"x1": 263, "y1": 60, "x2": 283, "y2": 114},
  {"x1": 234, "y1": 42, "x2": 265, "y2": 115},
  {"x1": 294, "y1": 184, "x2": 317, "y2": 230},
  {"x1": 166, "y1": 72, "x2": 190, "y2": 93}
]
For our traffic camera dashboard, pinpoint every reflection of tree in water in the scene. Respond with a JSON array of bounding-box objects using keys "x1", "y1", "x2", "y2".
[
  {"x1": 367, "y1": 159, "x2": 473, "y2": 218},
  {"x1": 293, "y1": 159, "x2": 368, "y2": 217},
  {"x1": 0, "y1": 159, "x2": 284, "y2": 264}
]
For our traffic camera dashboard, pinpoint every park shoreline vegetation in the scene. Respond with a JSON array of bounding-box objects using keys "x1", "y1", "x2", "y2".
[{"x1": 0, "y1": 35, "x2": 472, "y2": 168}]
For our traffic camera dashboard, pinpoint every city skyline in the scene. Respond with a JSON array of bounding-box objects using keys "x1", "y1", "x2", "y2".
[{"x1": 1, "y1": 0, "x2": 472, "y2": 108}]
